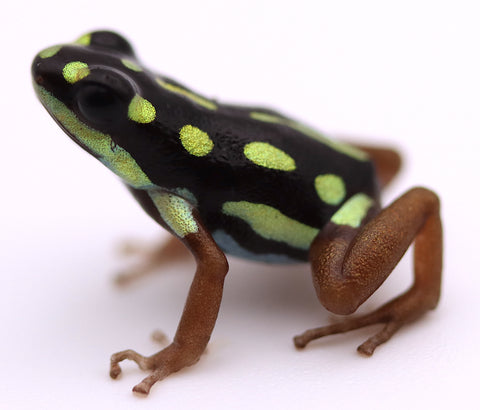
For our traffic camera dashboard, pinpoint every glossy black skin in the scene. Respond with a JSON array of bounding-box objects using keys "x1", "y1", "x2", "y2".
[{"x1": 32, "y1": 31, "x2": 378, "y2": 262}]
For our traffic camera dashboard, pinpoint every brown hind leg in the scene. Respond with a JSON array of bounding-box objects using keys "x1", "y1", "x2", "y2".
[
  {"x1": 115, "y1": 236, "x2": 192, "y2": 285},
  {"x1": 295, "y1": 187, "x2": 442, "y2": 355},
  {"x1": 353, "y1": 144, "x2": 402, "y2": 190}
]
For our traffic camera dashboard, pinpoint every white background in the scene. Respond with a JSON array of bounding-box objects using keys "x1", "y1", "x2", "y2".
[{"x1": 1, "y1": 1, "x2": 479, "y2": 409}]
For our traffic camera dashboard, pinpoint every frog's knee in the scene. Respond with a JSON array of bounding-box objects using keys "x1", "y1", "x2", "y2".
[
  {"x1": 315, "y1": 286, "x2": 363, "y2": 316},
  {"x1": 407, "y1": 187, "x2": 440, "y2": 211}
]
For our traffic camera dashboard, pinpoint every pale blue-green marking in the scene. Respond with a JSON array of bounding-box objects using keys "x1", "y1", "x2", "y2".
[{"x1": 149, "y1": 191, "x2": 198, "y2": 237}]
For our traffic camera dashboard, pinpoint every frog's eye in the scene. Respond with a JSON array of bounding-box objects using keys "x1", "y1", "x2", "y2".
[
  {"x1": 76, "y1": 83, "x2": 124, "y2": 124},
  {"x1": 88, "y1": 31, "x2": 135, "y2": 57}
]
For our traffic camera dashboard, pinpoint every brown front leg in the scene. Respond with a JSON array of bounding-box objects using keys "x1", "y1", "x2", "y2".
[
  {"x1": 295, "y1": 187, "x2": 442, "y2": 355},
  {"x1": 110, "y1": 218, "x2": 228, "y2": 395}
]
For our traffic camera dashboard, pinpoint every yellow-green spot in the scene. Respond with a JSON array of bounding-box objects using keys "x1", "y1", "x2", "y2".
[
  {"x1": 314, "y1": 174, "x2": 346, "y2": 205},
  {"x1": 121, "y1": 59, "x2": 142, "y2": 72},
  {"x1": 128, "y1": 94, "x2": 156, "y2": 123},
  {"x1": 222, "y1": 201, "x2": 319, "y2": 250},
  {"x1": 34, "y1": 84, "x2": 153, "y2": 189},
  {"x1": 149, "y1": 191, "x2": 198, "y2": 237},
  {"x1": 63, "y1": 61, "x2": 90, "y2": 84},
  {"x1": 179, "y1": 125, "x2": 214, "y2": 157},
  {"x1": 250, "y1": 111, "x2": 369, "y2": 161},
  {"x1": 156, "y1": 78, "x2": 217, "y2": 110},
  {"x1": 74, "y1": 33, "x2": 91, "y2": 46},
  {"x1": 39, "y1": 45, "x2": 62, "y2": 59},
  {"x1": 330, "y1": 193, "x2": 374, "y2": 228},
  {"x1": 249, "y1": 112, "x2": 283, "y2": 123},
  {"x1": 244, "y1": 142, "x2": 296, "y2": 171}
]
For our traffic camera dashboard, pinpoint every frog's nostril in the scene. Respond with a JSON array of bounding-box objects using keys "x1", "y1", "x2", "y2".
[{"x1": 35, "y1": 74, "x2": 44, "y2": 85}]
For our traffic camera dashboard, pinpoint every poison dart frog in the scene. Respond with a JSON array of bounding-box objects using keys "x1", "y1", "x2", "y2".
[{"x1": 32, "y1": 31, "x2": 443, "y2": 395}]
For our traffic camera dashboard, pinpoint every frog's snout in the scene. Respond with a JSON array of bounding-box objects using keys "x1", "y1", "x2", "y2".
[
  {"x1": 32, "y1": 44, "x2": 63, "y2": 85},
  {"x1": 31, "y1": 56, "x2": 45, "y2": 85}
]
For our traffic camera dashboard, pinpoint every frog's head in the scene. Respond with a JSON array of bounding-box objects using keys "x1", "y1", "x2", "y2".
[{"x1": 32, "y1": 31, "x2": 157, "y2": 189}]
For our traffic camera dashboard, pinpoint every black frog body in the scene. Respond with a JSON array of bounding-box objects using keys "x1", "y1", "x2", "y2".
[{"x1": 32, "y1": 31, "x2": 378, "y2": 263}]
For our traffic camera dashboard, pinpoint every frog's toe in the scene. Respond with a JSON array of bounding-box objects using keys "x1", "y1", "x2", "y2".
[
  {"x1": 293, "y1": 313, "x2": 381, "y2": 350},
  {"x1": 356, "y1": 321, "x2": 403, "y2": 356},
  {"x1": 132, "y1": 369, "x2": 168, "y2": 395},
  {"x1": 110, "y1": 349, "x2": 150, "y2": 379},
  {"x1": 293, "y1": 314, "x2": 394, "y2": 355}
]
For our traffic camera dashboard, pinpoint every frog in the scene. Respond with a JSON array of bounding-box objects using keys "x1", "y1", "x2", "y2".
[{"x1": 31, "y1": 30, "x2": 443, "y2": 395}]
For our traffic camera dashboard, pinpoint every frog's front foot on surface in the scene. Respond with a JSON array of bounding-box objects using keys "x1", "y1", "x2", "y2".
[
  {"x1": 110, "y1": 343, "x2": 201, "y2": 395},
  {"x1": 294, "y1": 286, "x2": 439, "y2": 356}
]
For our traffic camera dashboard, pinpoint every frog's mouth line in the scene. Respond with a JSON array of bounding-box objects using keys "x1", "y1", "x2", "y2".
[{"x1": 33, "y1": 82, "x2": 104, "y2": 160}]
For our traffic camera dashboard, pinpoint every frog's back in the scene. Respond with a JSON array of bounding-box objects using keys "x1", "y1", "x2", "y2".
[
  {"x1": 139, "y1": 96, "x2": 379, "y2": 263},
  {"x1": 69, "y1": 60, "x2": 378, "y2": 263}
]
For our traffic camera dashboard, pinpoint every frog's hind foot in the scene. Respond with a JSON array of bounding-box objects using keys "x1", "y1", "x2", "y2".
[
  {"x1": 294, "y1": 286, "x2": 438, "y2": 356},
  {"x1": 294, "y1": 319, "x2": 401, "y2": 356},
  {"x1": 114, "y1": 236, "x2": 191, "y2": 286}
]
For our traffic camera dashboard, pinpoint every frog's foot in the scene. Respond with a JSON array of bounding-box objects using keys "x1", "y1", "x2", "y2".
[
  {"x1": 115, "y1": 236, "x2": 191, "y2": 286},
  {"x1": 294, "y1": 287, "x2": 437, "y2": 355},
  {"x1": 110, "y1": 343, "x2": 201, "y2": 395}
]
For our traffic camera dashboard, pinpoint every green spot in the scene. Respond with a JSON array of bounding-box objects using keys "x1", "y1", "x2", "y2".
[
  {"x1": 149, "y1": 191, "x2": 198, "y2": 237},
  {"x1": 74, "y1": 33, "x2": 91, "y2": 46},
  {"x1": 179, "y1": 125, "x2": 214, "y2": 157},
  {"x1": 34, "y1": 84, "x2": 153, "y2": 189},
  {"x1": 39, "y1": 46, "x2": 62, "y2": 59},
  {"x1": 244, "y1": 142, "x2": 296, "y2": 171},
  {"x1": 249, "y1": 112, "x2": 283, "y2": 123},
  {"x1": 314, "y1": 174, "x2": 346, "y2": 205},
  {"x1": 156, "y1": 78, "x2": 217, "y2": 110},
  {"x1": 222, "y1": 201, "x2": 319, "y2": 250},
  {"x1": 63, "y1": 61, "x2": 90, "y2": 84},
  {"x1": 128, "y1": 94, "x2": 156, "y2": 123},
  {"x1": 250, "y1": 111, "x2": 369, "y2": 161},
  {"x1": 330, "y1": 193, "x2": 374, "y2": 228},
  {"x1": 121, "y1": 59, "x2": 142, "y2": 72}
]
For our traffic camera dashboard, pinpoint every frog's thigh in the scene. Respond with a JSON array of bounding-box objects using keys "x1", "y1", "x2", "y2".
[
  {"x1": 310, "y1": 187, "x2": 441, "y2": 313},
  {"x1": 299, "y1": 187, "x2": 442, "y2": 354}
]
